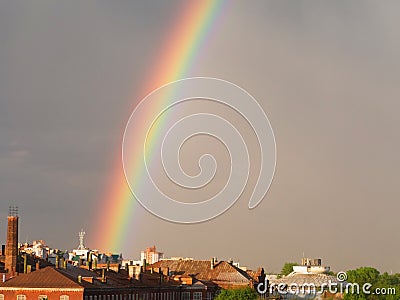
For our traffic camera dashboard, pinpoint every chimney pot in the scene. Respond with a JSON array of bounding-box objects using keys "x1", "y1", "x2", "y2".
[
  {"x1": 23, "y1": 254, "x2": 27, "y2": 273},
  {"x1": 60, "y1": 257, "x2": 65, "y2": 269},
  {"x1": 142, "y1": 258, "x2": 147, "y2": 272},
  {"x1": 102, "y1": 268, "x2": 106, "y2": 283}
]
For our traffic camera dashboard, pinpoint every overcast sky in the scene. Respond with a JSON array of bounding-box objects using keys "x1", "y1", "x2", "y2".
[{"x1": 1, "y1": 1, "x2": 400, "y2": 273}]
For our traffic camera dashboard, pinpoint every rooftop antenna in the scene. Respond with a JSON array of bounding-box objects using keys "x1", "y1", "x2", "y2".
[
  {"x1": 78, "y1": 229, "x2": 86, "y2": 250},
  {"x1": 9, "y1": 206, "x2": 18, "y2": 217}
]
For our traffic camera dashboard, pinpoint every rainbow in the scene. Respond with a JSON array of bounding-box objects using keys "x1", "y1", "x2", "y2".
[{"x1": 92, "y1": 0, "x2": 228, "y2": 252}]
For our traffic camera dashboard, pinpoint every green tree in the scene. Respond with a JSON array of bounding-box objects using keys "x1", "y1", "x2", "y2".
[
  {"x1": 281, "y1": 262, "x2": 298, "y2": 276},
  {"x1": 344, "y1": 267, "x2": 400, "y2": 300},
  {"x1": 214, "y1": 288, "x2": 258, "y2": 300},
  {"x1": 346, "y1": 267, "x2": 380, "y2": 285},
  {"x1": 377, "y1": 272, "x2": 400, "y2": 286}
]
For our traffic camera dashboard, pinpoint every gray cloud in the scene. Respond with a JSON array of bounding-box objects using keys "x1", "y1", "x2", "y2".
[{"x1": 0, "y1": 1, "x2": 399, "y2": 273}]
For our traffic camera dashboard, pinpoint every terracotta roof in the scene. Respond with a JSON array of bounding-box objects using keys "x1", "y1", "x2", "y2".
[
  {"x1": 151, "y1": 260, "x2": 253, "y2": 284},
  {"x1": 0, "y1": 265, "x2": 186, "y2": 290},
  {"x1": 193, "y1": 279, "x2": 218, "y2": 288},
  {"x1": 246, "y1": 267, "x2": 264, "y2": 281},
  {"x1": 0, "y1": 267, "x2": 83, "y2": 289},
  {"x1": 59, "y1": 266, "x2": 129, "y2": 288},
  {"x1": 246, "y1": 270, "x2": 259, "y2": 281}
]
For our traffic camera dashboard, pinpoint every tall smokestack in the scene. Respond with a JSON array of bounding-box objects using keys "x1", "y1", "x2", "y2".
[{"x1": 5, "y1": 206, "x2": 19, "y2": 276}]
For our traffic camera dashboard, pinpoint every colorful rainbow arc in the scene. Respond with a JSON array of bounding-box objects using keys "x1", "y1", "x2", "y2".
[{"x1": 92, "y1": 0, "x2": 228, "y2": 252}]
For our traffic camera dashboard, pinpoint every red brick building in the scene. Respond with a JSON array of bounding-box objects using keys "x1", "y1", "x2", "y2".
[
  {"x1": 0, "y1": 264, "x2": 218, "y2": 300},
  {"x1": 0, "y1": 267, "x2": 83, "y2": 299}
]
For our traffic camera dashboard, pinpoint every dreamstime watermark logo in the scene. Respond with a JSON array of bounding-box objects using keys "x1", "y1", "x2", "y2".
[
  {"x1": 257, "y1": 272, "x2": 396, "y2": 296},
  {"x1": 336, "y1": 271, "x2": 347, "y2": 282},
  {"x1": 122, "y1": 77, "x2": 276, "y2": 223}
]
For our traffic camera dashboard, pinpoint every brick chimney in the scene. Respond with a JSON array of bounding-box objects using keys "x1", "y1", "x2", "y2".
[{"x1": 5, "y1": 206, "x2": 19, "y2": 276}]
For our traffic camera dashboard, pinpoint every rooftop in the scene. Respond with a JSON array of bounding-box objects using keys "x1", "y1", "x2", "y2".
[
  {"x1": 0, "y1": 265, "x2": 186, "y2": 290},
  {"x1": 0, "y1": 267, "x2": 83, "y2": 289},
  {"x1": 152, "y1": 259, "x2": 254, "y2": 284},
  {"x1": 270, "y1": 273, "x2": 341, "y2": 287}
]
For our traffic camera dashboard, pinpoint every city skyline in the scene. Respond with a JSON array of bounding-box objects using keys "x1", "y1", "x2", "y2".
[{"x1": 1, "y1": 1, "x2": 400, "y2": 274}]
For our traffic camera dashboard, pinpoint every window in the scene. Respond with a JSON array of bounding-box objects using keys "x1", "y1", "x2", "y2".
[
  {"x1": 60, "y1": 296, "x2": 69, "y2": 300},
  {"x1": 0, "y1": 295, "x2": 4, "y2": 300},
  {"x1": 182, "y1": 292, "x2": 190, "y2": 300},
  {"x1": 17, "y1": 296, "x2": 26, "y2": 300},
  {"x1": 38, "y1": 296, "x2": 48, "y2": 300},
  {"x1": 193, "y1": 292, "x2": 202, "y2": 300}
]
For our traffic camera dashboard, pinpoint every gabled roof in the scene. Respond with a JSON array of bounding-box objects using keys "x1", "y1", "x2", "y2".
[
  {"x1": 151, "y1": 260, "x2": 253, "y2": 284},
  {"x1": 0, "y1": 267, "x2": 83, "y2": 289}
]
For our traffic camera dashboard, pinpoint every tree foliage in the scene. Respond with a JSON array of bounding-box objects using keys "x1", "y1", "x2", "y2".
[
  {"x1": 343, "y1": 267, "x2": 400, "y2": 300},
  {"x1": 214, "y1": 287, "x2": 259, "y2": 300},
  {"x1": 281, "y1": 262, "x2": 298, "y2": 276},
  {"x1": 346, "y1": 267, "x2": 380, "y2": 285}
]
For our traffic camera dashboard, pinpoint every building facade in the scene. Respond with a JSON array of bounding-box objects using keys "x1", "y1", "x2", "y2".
[{"x1": 140, "y1": 246, "x2": 163, "y2": 265}]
